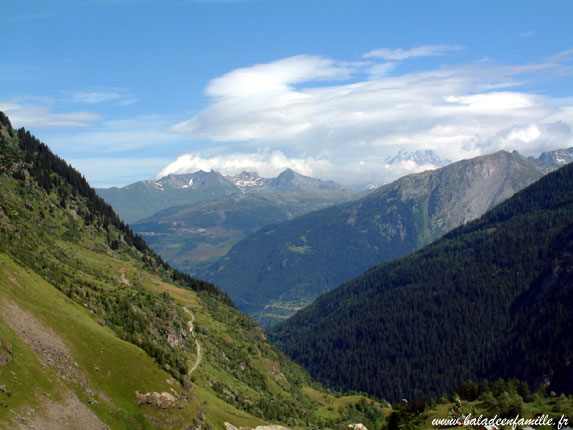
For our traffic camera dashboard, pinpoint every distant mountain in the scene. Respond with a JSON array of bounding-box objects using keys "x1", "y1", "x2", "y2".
[
  {"x1": 201, "y1": 150, "x2": 549, "y2": 327},
  {"x1": 96, "y1": 170, "x2": 240, "y2": 223},
  {"x1": 269, "y1": 162, "x2": 573, "y2": 401},
  {"x1": 97, "y1": 168, "x2": 345, "y2": 224},
  {"x1": 98, "y1": 168, "x2": 355, "y2": 274},
  {"x1": 265, "y1": 168, "x2": 342, "y2": 193},
  {"x1": 132, "y1": 188, "x2": 363, "y2": 274},
  {"x1": 385, "y1": 149, "x2": 451, "y2": 168},
  {"x1": 228, "y1": 169, "x2": 343, "y2": 194},
  {"x1": 229, "y1": 171, "x2": 269, "y2": 192},
  {"x1": 535, "y1": 147, "x2": 573, "y2": 167}
]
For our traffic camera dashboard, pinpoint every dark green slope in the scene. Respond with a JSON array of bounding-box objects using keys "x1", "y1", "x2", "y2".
[
  {"x1": 202, "y1": 151, "x2": 548, "y2": 327},
  {"x1": 132, "y1": 189, "x2": 361, "y2": 274},
  {"x1": 269, "y1": 162, "x2": 573, "y2": 401}
]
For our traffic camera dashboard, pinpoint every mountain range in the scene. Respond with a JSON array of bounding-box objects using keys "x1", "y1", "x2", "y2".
[
  {"x1": 97, "y1": 169, "x2": 361, "y2": 274},
  {"x1": 201, "y1": 150, "x2": 552, "y2": 327},
  {"x1": 232, "y1": 169, "x2": 343, "y2": 194},
  {"x1": 96, "y1": 150, "x2": 451, "y2": 276},
  {"x1": 269, "y1": 161, "x2": 573, "y2": 400},
  {"x1": 1, "y1": 111, "x2": 572, "y2": 427},
  {"x1": 96, "y1": 170, "x2": 240, "y2": 223},
  {"x1": 96, "y1": 168, "x2": 347, "y2": 224}
]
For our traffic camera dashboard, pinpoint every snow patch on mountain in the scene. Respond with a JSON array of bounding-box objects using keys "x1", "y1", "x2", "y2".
[
  {"x1": 230, "y1": 171, "x2": 268, "y2": 192},
  {"x1": 537, "y1": 147, "x2": 573, "y2": 167}
]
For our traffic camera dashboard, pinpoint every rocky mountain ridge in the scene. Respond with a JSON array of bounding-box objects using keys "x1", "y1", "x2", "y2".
[{"x1": 97, "y1": 168, "x2": 346, "y2": 223}]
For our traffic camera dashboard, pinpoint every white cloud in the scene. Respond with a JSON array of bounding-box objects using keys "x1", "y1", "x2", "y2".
[
  {"x1": 483, "y1": 122, "x2": 573, "y2": 155},
  {"x1": 205, "y1": 55, "x2": 358, "y2": 98},
  {"x1": 7, "y1": 46, "x2": 572, "y2": 188},
  {"x1": 71, "y1": 91, "x2": 122, "y2": 104},
  {"x1": 158, "y1": 151, "x2": 334, "y2": 179},
  {"x1": 363, "y1": 44, "x2": 465, "y2": 60},
  {"x1": 519, "y1": 31, "x2": 536, "y2": 38},
  {"x1": 0, "y1": 101, "x2": 101, "y2": 127},
  {"x1": 167, "y1": 50, "x2": 573, "y2": 183},
  {"x1": 69, "y1": 90, "x2": 138, "y2": 105},
  {"x1": 156, "y1": 149, "x2": 465, "y2": 187},
  {"x1": 367, "y1": 62, "x2": 397, "y2": 78}
]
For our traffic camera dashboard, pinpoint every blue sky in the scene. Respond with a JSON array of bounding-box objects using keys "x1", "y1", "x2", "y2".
[{"x1": 2, "y1": 0, "x2": 572, "y2": 187}]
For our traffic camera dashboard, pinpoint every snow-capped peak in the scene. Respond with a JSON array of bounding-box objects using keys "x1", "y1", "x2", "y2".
[{"x1": 386, "y1": 149, "x2": 450, "y2": 168}]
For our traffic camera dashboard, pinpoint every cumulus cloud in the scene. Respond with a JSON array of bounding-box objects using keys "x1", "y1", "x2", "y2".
[
  {"x1": 482, "y1": 122, "x2": 573, "y2": 155},
  {"x1": 167, "y1": 48, "x2": 573, "y2": 185},
  {"x1": 171, "y1": 55, "x2": 362, "y2": 140},
  {"x1": 158, "y1": 150, "x2": 334, "y2": 179}
]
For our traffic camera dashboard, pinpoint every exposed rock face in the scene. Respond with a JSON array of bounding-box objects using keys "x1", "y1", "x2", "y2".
[
  {"x1": 348, "y1": 424, "x2": 368, "y2": 430},
  {"x1": 135, "y1": 391, "x2": 186, "y2": 409},
  {"x1": 165, "y1": 327, "x2": 188, "y2": 349}
]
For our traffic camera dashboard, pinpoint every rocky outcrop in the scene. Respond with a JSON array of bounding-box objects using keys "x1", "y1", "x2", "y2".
[{"x1": 135, "y1": 391, "x2": 186, "y2": 409}]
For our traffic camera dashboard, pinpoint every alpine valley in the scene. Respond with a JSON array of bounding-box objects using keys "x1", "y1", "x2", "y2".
[
  {"x1": 1, "y1": 112, "x2": 572, "y2": 429},
  {"x1": 0, "y1": 113, "x2": 388, "y2": 429},
  {"x1": 201, "y1": 150, "x2": 557, "y2": 327},
  {"x1": 98, "y1": 170, "x2": 363, "y2": 275}
]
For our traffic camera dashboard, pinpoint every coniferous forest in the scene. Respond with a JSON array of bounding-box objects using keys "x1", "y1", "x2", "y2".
[{"x1": 270, "y1": 162, "x2": 573, "y2": 401}]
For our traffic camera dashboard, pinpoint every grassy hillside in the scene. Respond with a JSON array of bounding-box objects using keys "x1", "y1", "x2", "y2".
[
  {"x1": 269, "y1": 161, "x2": 573, "y2": 401},
  {"x1": 0, "y1": 113, "x2": 385, "y2": 429},
  {"x1": 203, "y1": 151, "x2": 548, "y2": 327},
  {"x1": 133, "y1": 189, "x2": 362, "y2": 275}
]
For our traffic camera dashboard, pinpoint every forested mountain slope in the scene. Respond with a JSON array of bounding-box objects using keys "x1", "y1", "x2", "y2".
[
  {"x1": 0, "y1": 112, "x2": 385, "y2": 429},
  {"x1": 203, "y1": 151, "x2": 549, "y2": 327},
  {"x1": 269, "y1": 161, "x2": 573, "y2": 401}
]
